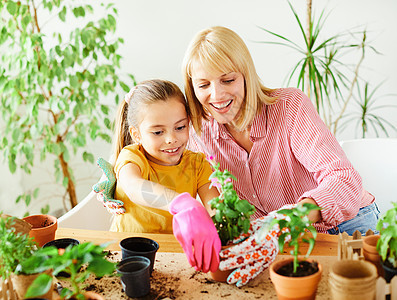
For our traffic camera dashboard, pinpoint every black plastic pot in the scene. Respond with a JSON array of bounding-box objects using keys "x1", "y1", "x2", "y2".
[
  {"x1": 43, "y1": 238, "x2": 80, "y2": 277},
  {"x1": 43, "y1": 238, "x2": 80, "y2": 249},
  {"x1": 381, "y1": 259, "x2": 397, "y2": 283},
  {"x1": 120, "y1": 237, "x2": 159, "y2": 274},
  {"x1": 117, "y1": 256, "x2": 151, "y2": 298}
]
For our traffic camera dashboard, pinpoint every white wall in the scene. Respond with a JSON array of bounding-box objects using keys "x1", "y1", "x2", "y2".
[{"x1": 1, "y1": 0, "x2": 396, "y2": 217}]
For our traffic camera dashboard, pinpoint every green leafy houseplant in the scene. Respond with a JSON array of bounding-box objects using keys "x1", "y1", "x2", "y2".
[
  {"x1": 376, "y1": 202, "x2": 397, "y2": 269},
  {"x1": 257, "y1": 0, "x2": 397, "y2": 138},
  {"x1": 0, "y1": 215, "x2": 37, "y2": 280},
  {"x1": 0, "y1": 214, "x2": 55, "y2": 299},
  {"x1": 24, "y1": 242, "x2": 117, "y2": 300},
  {"x1": 266, "y1": 203, "x2": 321, "y2": 274},
  {"x1": 207, "y1": 156, "x2": 256, "y2": 246},
  {"x1": 0, "y1": 0, "x2": 133, "y2": 212}
]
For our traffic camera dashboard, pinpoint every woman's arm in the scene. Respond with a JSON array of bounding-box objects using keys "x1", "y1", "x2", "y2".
[
  {"x1": 287, "y1": 88, "x2": 364, "y2": 225},
  {"x1": 118, "y1": 163, "x2": 179, "y2": 211}
]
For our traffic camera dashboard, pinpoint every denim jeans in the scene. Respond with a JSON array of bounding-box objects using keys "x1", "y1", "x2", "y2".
[{"x1": 327, "y1": 202, "x2": 380, "y2": 236}]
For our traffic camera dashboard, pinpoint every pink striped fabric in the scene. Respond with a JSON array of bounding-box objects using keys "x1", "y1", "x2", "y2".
[{"x1": 188, "y1": 88, "x2": 374, "y2": 233}]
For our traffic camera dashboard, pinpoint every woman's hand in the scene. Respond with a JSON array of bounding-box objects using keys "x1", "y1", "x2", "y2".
[{"x1": 299, "y1": 198, "x2": 321, "y2": 223}]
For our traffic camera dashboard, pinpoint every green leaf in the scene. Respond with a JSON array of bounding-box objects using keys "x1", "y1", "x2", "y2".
[
  {"x1": 24, "y1": 273, "x2": 53, "y2": 298},
  {"x1": 59, "y1": 6, "x2": 67, "y2": 22},
  {"x1": 6, "y1": 2, "x2": 17, "y2": 15}
]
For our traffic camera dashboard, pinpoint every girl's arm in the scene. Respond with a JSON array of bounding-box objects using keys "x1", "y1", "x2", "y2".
[
  {"x1": 118, "y1": 163, "x2": 179, "y2": 211},
  {"x1": 198, "y1": 182, "x2": 219, "y2": 215}
]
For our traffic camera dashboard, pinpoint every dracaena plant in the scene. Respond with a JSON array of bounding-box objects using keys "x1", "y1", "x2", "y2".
[
  {"x1": 264, "y1": 203, "x2": 321, "y2": 273},
  {"x1": 0, "y1": 0, "x2": 134, "y2": 213},
  {"x1": 257, "y1": 0, "x2": 396, "y2": 138},
  {"x1": 207, "y1": 156, "x2": 256, "y2": 246},
  {"x1": 376, "y1": 202, "x2": 397, "y2": 269}
]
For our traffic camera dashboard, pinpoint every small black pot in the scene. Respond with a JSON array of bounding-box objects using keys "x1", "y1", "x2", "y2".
[
  {"x1": 120, "y1": 237, "x2": 159, "y2": 274},
  {"x1": 43, "y1": 238, "x2": 80, "y2": 249},
  {"x1": 43, "y1": 238, "x2": 80, "y2": 277},
  {"x1": 117, "y1": 256, "x2": 151, "y2": 298},
  {"x1": 381, "y1": 259, "x2": 397, "y2": 283}
]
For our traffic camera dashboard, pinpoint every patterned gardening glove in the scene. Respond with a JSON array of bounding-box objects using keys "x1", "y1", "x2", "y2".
[
  {"x1": 219, "y1": 204, "x2": 295, "y2": 287},
  {"x1": 92, "y1": 157, "x2": 126, "y2": 215}
]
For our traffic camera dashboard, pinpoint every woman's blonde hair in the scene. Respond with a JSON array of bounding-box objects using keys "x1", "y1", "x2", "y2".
[
  {"x1": 112, "y1": 79, "x2": 188, "y2": 161},
  {"x1": 182, "y1": 26, "x2": 278, "y2": 133}
]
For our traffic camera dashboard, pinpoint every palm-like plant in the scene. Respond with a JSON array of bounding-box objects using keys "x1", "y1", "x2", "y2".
[
  {"x1": 257, "y1": 1, "x2": 385, "y2": 137},
  {"x1": 338, "y1": 82, "x2": 397, "y2": 138}
]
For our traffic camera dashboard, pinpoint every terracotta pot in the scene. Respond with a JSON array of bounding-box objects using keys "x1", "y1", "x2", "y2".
[
  {"x1": 362, "y1": 234, "x2": 384, "y2": 277},
  {"x1": 209, "y1": 244, "x2": 234, "y2": 283},
  {"x1": 269, "y1": 258, "x2": 322, "y2": 300},
  {"x1": 23, "y1": 214, "x2": 58, "y2": 247},
  {"x1": 11, "y1": 269, "x2": 53, "y2": 300},
  {"x1": 328, "y1": 259, "x2": 377, "y2": 300}
]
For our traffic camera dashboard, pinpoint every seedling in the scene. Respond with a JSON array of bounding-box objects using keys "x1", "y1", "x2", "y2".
[{"x1": 207, "y1": 157, "x2": 256, "y2": 246}]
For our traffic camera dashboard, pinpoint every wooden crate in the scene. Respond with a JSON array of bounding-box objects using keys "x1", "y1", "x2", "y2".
[
  {"x1": 0, "y1": 278, "x2": 18, "y2": 300},
  {"x1": 338, "y1": 230, "x2": 396, "y2": 300}
]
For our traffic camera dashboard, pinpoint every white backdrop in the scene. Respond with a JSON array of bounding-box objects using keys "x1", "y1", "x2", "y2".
[{"x1": 1, "y1": 0, "x2": 396, "y2": 217}]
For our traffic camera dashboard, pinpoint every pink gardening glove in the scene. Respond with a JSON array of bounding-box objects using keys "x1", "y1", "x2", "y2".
[
  {"x1": 169, "y1": 193, "x2": 221, "y2": 273},
  {"x1": 219, "y1": 204, "x2": 295, "y2": 287}
]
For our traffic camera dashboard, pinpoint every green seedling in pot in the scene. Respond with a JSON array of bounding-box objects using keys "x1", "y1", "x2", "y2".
[
  {"x1": 0, "y1": 214, "x2": 37, "y2": 280},
  {"x1": 376, "y1": 202, "x2": 397, "y2": 269},
  {"x1": 264, "y1": 203, "x2": 321, "y2": 273},
  {"x1": 25, "y1": 242, "x2": 117, "y2": 300},
  {"x1": 207, "y1": 157, "x2": 256, "y2": 246}
]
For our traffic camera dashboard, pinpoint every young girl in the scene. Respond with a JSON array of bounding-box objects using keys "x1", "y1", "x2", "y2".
[{"x1": 109, "y1": 79, "x2": 219, "y2": 233}]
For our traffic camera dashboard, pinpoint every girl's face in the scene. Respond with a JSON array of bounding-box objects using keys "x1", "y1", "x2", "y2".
[
  {"x1": 131, "y1": 97, "x2": 189, "y2": 166},
  {"x1": 191, "y1": 61, "x2": 245, "y2": 126}
]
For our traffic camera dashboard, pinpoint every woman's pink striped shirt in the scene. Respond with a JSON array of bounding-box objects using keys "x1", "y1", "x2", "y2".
[{"x1": 188, "y1": 88, "x2": 374, "y2": 233}]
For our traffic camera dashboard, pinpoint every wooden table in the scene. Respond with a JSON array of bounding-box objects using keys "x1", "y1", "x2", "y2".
[
  {"x1": 56, "y1": 227, "x2": 339, "y2": 256},
  {"x1": 56, "y1": 228, "x2": 339, "y2": 299}
]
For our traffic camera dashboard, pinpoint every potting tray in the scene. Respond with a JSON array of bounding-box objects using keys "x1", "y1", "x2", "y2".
[
  {"x1": 53, "y1": 227, "x2": 342, "y2": 299},
  {"x1": 55, "y1": 251, "x2": 337, "y2": 300}
]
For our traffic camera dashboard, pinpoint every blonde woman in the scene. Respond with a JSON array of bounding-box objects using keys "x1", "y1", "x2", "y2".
[{"x1": 183, "y1": 26, "x2": 379, "y2": 236}]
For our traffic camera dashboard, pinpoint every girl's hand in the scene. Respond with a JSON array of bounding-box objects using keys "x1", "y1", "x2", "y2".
[
  {"x1": 169, "y1": 193, "x2": 221, "y2": 273},
  {"x1": 92, "y1": 158, "x2": 126, "y2": 215}
]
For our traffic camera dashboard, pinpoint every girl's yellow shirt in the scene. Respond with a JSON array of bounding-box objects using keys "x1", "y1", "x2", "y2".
[{"x1": 110, "y1": 144, "x2": 212, "y2": 233}]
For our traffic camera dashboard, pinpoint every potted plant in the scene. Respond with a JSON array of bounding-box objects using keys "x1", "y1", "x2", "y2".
[
  {"x1": 0, "y1": 214, "x2": 54, "y2": 299},
  {"x1": 376, "y1": 201, "x2": 397, "y2": 282},
  {"x1": 263, "y1": 203, "x2": 323, "y2": 300},
  {"x1": 25, "y1": 242, "x2": 117, "y2": 300},
  {"x1": 206, "y1": 157, "x2": 256, "y2": 281},
  {"x1": 0, "y1": 0, "x2": 134, "y2": 214},
  {"x1": 22, "y1": 214, "x2": 58, "y2": 247},
  {"x1": 257, "y1": 1, "x2": 396, "y2": 138}
]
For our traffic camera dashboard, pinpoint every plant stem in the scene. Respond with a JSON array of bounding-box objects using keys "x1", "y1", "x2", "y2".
[
  {"x1": 57, "y1": 135, "x2": 78, "y2": 208},
  {"x1": 332, "y1": 33, "x2": 366, "y2": 135},
  {"x1": 305, "y1": 0, "x2": 312, "y2": 98},
  {"x1": 294, "y1": 243, "x2": 299, "y2": 273}
]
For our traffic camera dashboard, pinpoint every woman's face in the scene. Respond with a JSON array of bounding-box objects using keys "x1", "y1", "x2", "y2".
[{"x1": 191, "y1": 61, "x2": 245, "y2": 125}]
